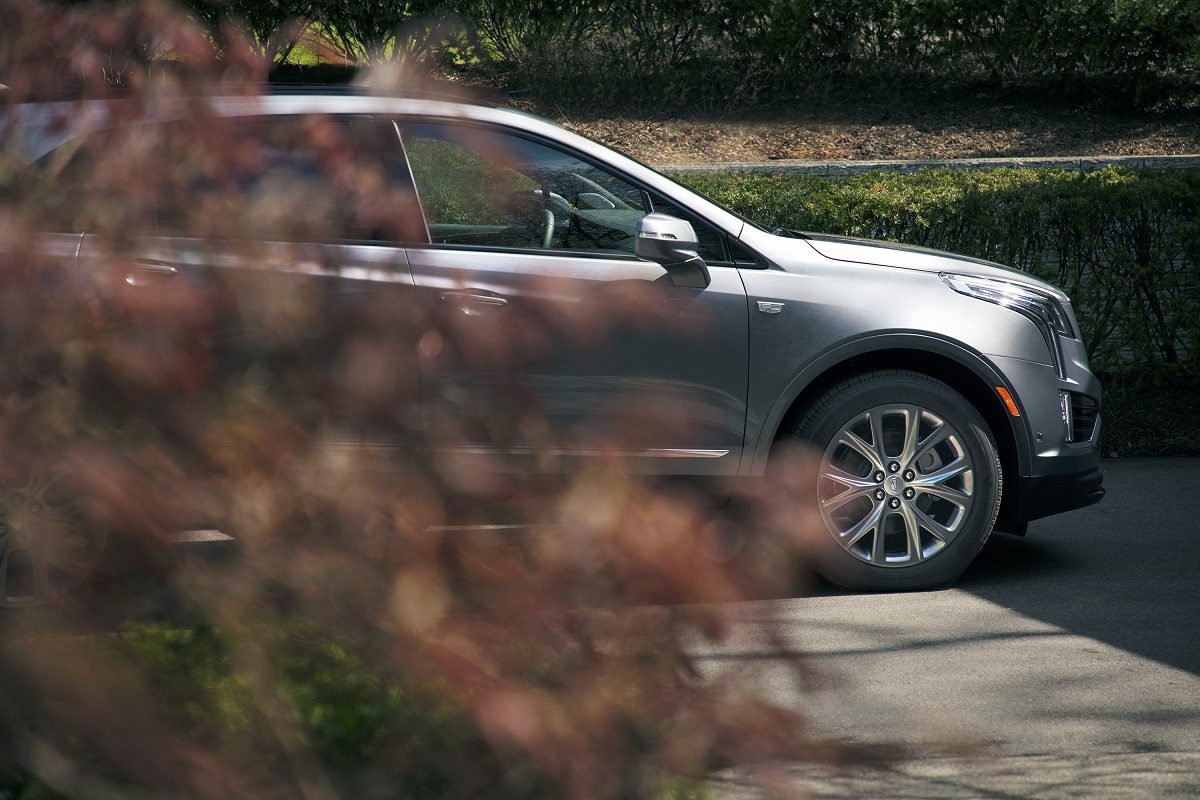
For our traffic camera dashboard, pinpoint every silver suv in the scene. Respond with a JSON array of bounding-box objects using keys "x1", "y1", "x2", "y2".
[{"x1": 6, "y1": 92, "x2": 1104, "y2": 596}]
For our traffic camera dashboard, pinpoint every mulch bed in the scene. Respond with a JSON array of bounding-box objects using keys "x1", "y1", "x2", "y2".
[{"x1": 552, "y1": 98, "x2": 1200, "y2": 163}]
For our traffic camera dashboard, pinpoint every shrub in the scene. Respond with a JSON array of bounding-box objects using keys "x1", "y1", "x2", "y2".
[
  {"x1": 0, "y1": 3, "x2": 878, "y2": 798},
  {"x1": 452, "y1": 0, "x2": 1200, "y2": 110},
  {"x1": 177, "y1": 0, "x2": 1200, "y2": 110}
]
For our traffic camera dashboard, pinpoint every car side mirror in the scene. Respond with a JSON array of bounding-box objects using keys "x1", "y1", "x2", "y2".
[{"x1": 635, "y1": 213, "x2": 711, "y2": 289}]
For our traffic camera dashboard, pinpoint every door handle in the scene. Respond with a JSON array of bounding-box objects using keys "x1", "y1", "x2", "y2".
[
  {"x1": 439, "y1": 291, "x2": 508, "y2": 316},
  {"x1": 125, "y1": 261, "x2": 179, "y2": 287}
]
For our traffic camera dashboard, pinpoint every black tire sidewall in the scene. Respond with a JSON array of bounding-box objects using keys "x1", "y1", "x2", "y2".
[{"x1": 792, "y1": 372, "x2": 1001, "y2": 591}]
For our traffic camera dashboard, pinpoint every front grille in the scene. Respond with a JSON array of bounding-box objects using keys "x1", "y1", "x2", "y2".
[{"x1": 1071, "y1": 393, "x2": 1099, "y2": 442}]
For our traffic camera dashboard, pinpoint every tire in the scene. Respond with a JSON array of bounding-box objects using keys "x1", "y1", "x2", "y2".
[
  {"x1": 785, "y1": 370, "x2": 1002, "y2": 591},
  {"x1": 0, "y1": 466, "x2": 110, "y2": 609}
]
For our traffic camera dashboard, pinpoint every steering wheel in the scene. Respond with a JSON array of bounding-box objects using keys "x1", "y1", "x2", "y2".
[
  {"x1": 539, "y1": 207, "x2": 555, "y2": 249},
  {"x1": 534, "y1": 183, "x2": 561, "y2": 249}
]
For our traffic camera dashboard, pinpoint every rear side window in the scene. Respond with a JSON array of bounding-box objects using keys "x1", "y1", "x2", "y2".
[
  {"x1": 20, "y1": 113, "x2": 422, "y2": 244},
  {"x1": 155, "y1": 115, "x2": 417, "y2": 243},
  {"x1": 13, "y1": 123, "x2": 136, "y2": 234}
]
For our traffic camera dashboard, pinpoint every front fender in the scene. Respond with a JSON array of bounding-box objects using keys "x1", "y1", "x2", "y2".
[{"x1": 743, "y1": 331, "x2": 1033, "y2": 477}]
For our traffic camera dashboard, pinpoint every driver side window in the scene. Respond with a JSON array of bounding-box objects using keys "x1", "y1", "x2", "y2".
[{"x1": 400, "y1": 123, "x2": 649, "y2": 255}]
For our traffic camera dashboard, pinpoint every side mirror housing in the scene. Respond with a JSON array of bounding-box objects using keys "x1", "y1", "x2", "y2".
[{"x1": 635, "y1": 213, "x2": 711, "y2": 289}]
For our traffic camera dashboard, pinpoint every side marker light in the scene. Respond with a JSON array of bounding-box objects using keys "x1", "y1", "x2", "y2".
[{"x1": 996, "y1": 386, "x2": 1021, "y2": 417}]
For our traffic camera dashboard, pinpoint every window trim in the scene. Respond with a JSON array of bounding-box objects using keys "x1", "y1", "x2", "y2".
[{"x1": 400, "y1": 240, "x2": 669, "y2": 263}]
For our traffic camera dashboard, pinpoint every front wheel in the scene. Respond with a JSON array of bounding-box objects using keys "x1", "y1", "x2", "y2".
[{"x1": 786, "y1": 370, "x2": 1002, "y2": 591}]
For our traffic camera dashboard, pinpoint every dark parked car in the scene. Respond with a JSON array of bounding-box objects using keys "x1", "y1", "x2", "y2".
[{"x1": 0, "y1": 91, "x2": 1103, "y2": 603}]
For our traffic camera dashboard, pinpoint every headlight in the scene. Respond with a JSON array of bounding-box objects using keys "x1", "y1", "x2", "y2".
[{"x1": 941, "y1": 273, "x2": 1076, "y2": 375}]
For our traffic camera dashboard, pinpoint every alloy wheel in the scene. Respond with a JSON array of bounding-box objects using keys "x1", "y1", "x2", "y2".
[
  {"x1": 0, "y1": 468, "x2": 107, "y2": 608},
  {"x1": 818, "y1": 404, "x2": 975, "y2": 567}
]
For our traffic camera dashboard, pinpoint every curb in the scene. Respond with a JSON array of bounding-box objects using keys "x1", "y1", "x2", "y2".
[{"x1": 658, "y1": 154, "x2": 1200, "y2": 176}]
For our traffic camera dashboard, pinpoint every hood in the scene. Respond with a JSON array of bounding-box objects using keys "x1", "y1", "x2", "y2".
[{"x1": 794, "y1": 231, "x2": 1066, "y2": 299}]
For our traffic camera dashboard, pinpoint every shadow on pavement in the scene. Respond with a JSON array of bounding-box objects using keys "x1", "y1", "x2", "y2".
[{"x1": 956, "y1": 457, "x2": 1200, "y2": 677}]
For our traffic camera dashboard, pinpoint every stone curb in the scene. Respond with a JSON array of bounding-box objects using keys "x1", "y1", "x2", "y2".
[{"x1": 658, "y1": 154, "x2": 1200, "y2": 175}]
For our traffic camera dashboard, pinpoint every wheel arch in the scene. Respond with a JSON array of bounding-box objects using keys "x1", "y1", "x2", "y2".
[{"x1": 751, "y1": 334, "x2": 1032, "y2": 531}]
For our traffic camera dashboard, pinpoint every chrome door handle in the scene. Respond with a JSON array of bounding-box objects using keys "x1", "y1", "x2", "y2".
[
  {"x1": 439, "y1": 291, "x2": 508, "y2": 316},
  {"x1": 125, "y1": 261, "x2": 179, "y2": 287}
]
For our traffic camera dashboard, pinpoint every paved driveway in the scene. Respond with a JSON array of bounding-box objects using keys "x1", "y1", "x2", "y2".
[
  {"x1": 56, "y1": 457, "x2": 1200, "y2": 796},
  {"x1": 700, "y1": 458, "x2": 1200, "y2": 798}
]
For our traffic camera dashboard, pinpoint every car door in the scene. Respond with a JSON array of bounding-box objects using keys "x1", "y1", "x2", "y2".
[
  {"x1": 391, "y1": 120, "x2": 749, "y2": 478},
  {"x1": 76, "y1": 112, "x2": 423, "y2": 455}
]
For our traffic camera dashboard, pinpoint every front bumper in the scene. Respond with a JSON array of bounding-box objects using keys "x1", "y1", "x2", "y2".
[
  {"x1": 989, "y1": 348, "x2": 1105, "y2": 532},
  {"x1": 1018, "y1": 465, "x2": 1106, "y2": 522}
]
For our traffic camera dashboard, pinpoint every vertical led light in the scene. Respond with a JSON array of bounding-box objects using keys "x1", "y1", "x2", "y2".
[{"x1": 1059, "y1": 391, "x2": 1074, "y2": 443}]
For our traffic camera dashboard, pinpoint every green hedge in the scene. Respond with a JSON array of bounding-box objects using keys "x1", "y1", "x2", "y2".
[
  {"x1": 183, "y1": 1, "x2": 1200, "y2": 109},
  {"x1": 705, "y1": 0, "x2": 1200, "y2": 105},
  {"x1": 676, "y1": 166, "x2": 1200, "y2": 454},
  {"x1": 453, "y1": 0, "x2": 1200, "y2": 108}
]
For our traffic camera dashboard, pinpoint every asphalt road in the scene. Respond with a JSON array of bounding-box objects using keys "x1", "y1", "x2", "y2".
[{"x1": 699, "y1": 458, "x2": 1200, "y2": 798}]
